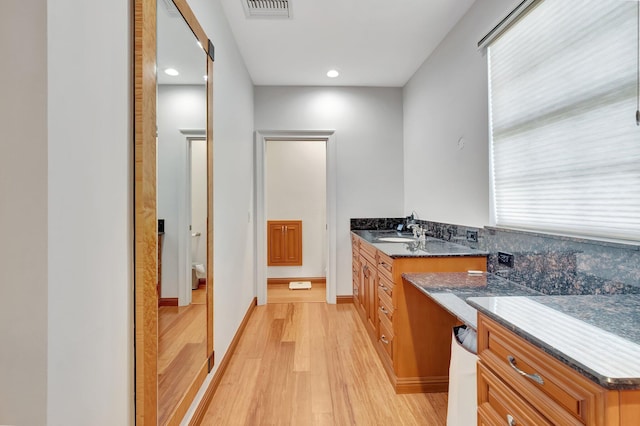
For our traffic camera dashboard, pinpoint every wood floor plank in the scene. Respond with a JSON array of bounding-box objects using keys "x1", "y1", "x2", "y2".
[{"x1": 199, "y1": 302, "x2": 448, "y2": 426}]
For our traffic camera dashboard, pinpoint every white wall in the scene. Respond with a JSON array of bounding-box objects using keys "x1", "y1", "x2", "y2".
[
  {"x1": 266, "y1": 140, "x2": 326, "y2": 278},
  {"x1": 254, "y1": 87, "x2": 404, "y2": 296},
  {"x1": 157, "y1": 85, "x2": 206, "y2": 299},
  {"x1": 188, "y1": 0, "x2": 256, "y2": 376},
  {"x1": 47, "y1": 0, "x2": 132, "y2": 424},
  {"x1": 403, "y1": 0, "x2": 516, "y2": 228},
  {"x1": 0, "y1": 2, "x2": 48, "y2": 425}
]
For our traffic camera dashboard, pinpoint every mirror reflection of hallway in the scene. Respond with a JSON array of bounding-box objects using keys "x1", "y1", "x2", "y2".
[
  {"x1": 155, "y1": 0, "x2": 208, "y2": 422},
  {"x1": 190, "y1": 138, "x2": 207, "y2": 306},
  {"x1": 265, "y1": 140, "x2": 327, "y2": 304},
  {"x1": 157, "y1": 134, "x2": 207, "y2": 425}
]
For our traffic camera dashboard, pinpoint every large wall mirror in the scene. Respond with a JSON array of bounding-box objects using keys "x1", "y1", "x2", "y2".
[{"x1": 134, "y1": 0, "x2": 214, "y2": 424}]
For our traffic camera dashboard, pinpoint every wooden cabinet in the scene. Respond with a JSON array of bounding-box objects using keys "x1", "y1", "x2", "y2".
[
  {"x1": 477, "y1": 313, "x2": 640, "y2": 426},
  {"x1": 351, "y1": 233, "x2": 487, "y2": 394},
  {"x1": 268, "y1": 220, "x2": 302, "y2": 266}
]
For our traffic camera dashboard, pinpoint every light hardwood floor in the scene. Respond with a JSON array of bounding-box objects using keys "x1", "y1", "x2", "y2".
[
  {"x1": 267, "y1": 282, "x2": 326, "y2": 303},
  {"x1": 158, "y1": 288, "x2": 207, "y2": 425},
  {"x1": 200, "y1": 302, "x2": 447, "y2": 425}
]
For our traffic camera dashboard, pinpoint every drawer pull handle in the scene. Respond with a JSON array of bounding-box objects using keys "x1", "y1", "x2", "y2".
[
  {"x1": 380, "y1": 335, "x2": 389, "y2": 344},
  {"x1": 506, "y1": 414, "x2": 516, "y2": 426},
  {"x1": 378, "y1": 283, "x2": 388, "y2": 291},
  {"x1": 507, "y1": 355, "x2": 544, "y2": 385},
  {"x1": 379, "y1": 306, "x2": 389, "y2": 315}
]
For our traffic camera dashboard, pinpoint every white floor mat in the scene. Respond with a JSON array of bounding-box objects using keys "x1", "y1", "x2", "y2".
[{"x1": 289, "y1": 281, "x2": 312, "y2": 290}]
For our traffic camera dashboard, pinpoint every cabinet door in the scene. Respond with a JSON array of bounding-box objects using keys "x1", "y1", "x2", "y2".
[
  {"x1": 283, "y1": 221, "x2": 301, "y2": 264},
  {"x1": 363, "y1": 258, "x2": 378, "y2": 332},
  {"x1": 267, "y1": 220, "x2": 302, "y2": 266}
]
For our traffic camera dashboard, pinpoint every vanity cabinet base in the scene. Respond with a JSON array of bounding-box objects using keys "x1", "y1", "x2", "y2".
[{"x1": 351, "y1": 233, "x2": 487, "y2": 394}]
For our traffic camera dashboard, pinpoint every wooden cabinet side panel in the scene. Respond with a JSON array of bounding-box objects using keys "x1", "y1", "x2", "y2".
[
  {"x1": 618, "y1": 390, "x2": 640, "y2": 426},
  {"x1": 395, "y1": 279, "x2": 460, "y2": 379},
  {"x1": 391, "y1": 256, "x2": 486, "y2": 391}
]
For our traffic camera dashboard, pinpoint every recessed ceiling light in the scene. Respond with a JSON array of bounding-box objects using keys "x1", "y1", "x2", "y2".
[
  {"x1": 327, "y1": 69, "x2": 340, "y2": 78},
  {"x1": 164, "y1": 68, "x2": 179, "y2": 76}
]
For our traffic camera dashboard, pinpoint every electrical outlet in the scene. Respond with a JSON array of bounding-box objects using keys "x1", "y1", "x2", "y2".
[
  {"x1": 466, "y1": 230, "x2": 478, "y2": 242},
  {"x1": 498, "y1": 252, "x2": 514, "y2": 268}
]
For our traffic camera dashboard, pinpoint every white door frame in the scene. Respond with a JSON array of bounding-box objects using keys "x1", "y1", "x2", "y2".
[
  {"x1": 178, "y1": 129, "x2": 206, "y2": 306},
  {"x1": 255, "y1": 130, "x2": 337, "y2": 305}
]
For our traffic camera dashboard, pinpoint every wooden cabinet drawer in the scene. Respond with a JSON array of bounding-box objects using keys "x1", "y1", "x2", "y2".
[
  {"x1": 478, "y1": 362, "x2": 553, "y2": 426},
  {"x1": 378, "y1": 292, "x2": 393, "y2": 324},
  {"x1": 478, "y1": 315, "x2": 604, "y2": 426},
  {"x1": 377, "y1": 274, "x2": 394, "y2": 302},
  {"x1": 378, "y1": 315, "x2": 393, "y2": 361},
  {"x1": 377, "y1": 251, "x2": 393, "y2": 282},
  {"x1": 360, "y1": 241, "x2": 377, "y2": 265}
]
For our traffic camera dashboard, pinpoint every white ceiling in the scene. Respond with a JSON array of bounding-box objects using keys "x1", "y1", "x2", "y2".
[{"x1": 219, "y1": 0, "x2": 476, "y2": 87}]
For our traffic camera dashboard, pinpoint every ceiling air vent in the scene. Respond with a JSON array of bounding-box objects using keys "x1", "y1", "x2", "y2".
[{"x1": 243, "y1": 0, "x2": 292, "y2": 19}]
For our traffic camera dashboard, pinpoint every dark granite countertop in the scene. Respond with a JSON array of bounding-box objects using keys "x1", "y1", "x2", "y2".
[
  {"x1": 468, "y1": 295, "x2": 640, "y2": 389},
  {"x1": 402, "y1": 272, "x2": 640, "y2": 389},
  {"x1": 402, "y1": 272, "x2": 542, "y2": 329},
  {"x1": 352, "y1": 230, "x2": 488, "y2": 259}
]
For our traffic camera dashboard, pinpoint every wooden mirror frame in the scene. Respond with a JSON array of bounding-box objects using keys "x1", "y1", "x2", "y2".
[{"x1": 134, "y1": 0, "x2": 214, "y2": 424}]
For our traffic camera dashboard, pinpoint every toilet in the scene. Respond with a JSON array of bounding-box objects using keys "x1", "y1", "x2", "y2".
[{"x1": 191, "y1": 263, "x2": 206, "y2": 289}]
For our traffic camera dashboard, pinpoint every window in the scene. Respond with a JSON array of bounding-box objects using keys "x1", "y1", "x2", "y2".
[{"x1": 488, "y1": 0, "x2": 640, "y2": 241}]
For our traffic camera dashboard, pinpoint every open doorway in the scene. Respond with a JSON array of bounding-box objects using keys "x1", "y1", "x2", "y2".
[
  {"x1": 255, "y1": 130, "x2": 337, "y2": 305},
  {"x1": 189, "y1": 138, "x2": 207, "y2": 305},
  {"x1": 265, "y1": 140, "x2": 326, "y2": 303}
]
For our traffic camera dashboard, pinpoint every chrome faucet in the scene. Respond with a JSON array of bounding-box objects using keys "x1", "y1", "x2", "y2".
[{"x1": 409, "y1": 224, "x2": 427, "y2": 241}]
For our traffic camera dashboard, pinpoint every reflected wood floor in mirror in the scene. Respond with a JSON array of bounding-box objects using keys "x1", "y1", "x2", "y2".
[
  {"x1": 267, "y1": 282, "x2": 326, "y2": 303},
  {"x1": 200, "y1": 302, "x2": 447, "y2": 425},
  {"x1": 158, "y1": 287, "x2": 207, "y2": 425}
]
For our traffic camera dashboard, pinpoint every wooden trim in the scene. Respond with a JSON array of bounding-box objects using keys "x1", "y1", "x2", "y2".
[
  {"x1": 394, "y1": 376, "x2": 450, "y2": 394},
  {"x1": 158, "y1": 298, "x2": 178, "y2": 307},
  {"x1": 134, "y1": 0, "x2": 158, "y2": 423},
  {"x1": 336, "y1": 295, "x2": 354, "y2": 304},
  {"x1": 190, "y1": 297, "x2": 258, "y2": 426},
  {"x1": 267, "y1": 277, "x2": 326, "y2": 286},
  {"x1": 172, "y1": 0, "x2": 208, "y2": 52},
  {"x1": 206, "y1": 47, "x2": 214, "y2": 363}
]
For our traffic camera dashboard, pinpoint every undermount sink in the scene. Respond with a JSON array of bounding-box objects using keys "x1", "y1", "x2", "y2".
[{"x1": 377, "y1": 236, "x2": 416, "y2": 243}]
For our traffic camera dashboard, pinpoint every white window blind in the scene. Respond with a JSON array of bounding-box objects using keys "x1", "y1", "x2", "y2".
[{"x1": 488, "y1": 0, "x2": 640, "y2": 241}]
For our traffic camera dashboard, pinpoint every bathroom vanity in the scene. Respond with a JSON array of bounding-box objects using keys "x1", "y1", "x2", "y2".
[
  {"x1": 470, "y1": 296, "x2": 640, "y2": 426},
  {"x1": 351, "y1": 230, "x2": 487, "y2": 393},
  {"x1": 399, "y1": 271, "x2": 640, "y2": 425}
]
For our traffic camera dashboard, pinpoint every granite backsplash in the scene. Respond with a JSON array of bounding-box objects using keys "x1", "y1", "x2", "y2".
[{"x1": 350, "y1": 218, "x2": 640, "y2": 295}]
